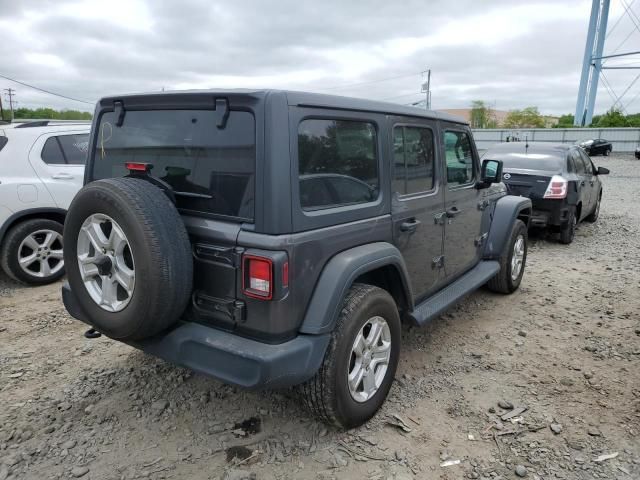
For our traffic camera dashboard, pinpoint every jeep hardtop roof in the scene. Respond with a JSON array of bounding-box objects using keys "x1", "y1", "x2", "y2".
[{"x1": 96, "y1": 89, "x2": 467, "y2": 125}]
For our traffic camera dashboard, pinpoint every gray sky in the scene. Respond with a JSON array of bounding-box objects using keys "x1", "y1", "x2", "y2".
[{"x1": 1, "y1": 0, "x2": 639, "y2": 116}]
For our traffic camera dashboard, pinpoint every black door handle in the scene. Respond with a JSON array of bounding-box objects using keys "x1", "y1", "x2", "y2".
[
  {"x1": 400, "y1": 219, "x2": 421, "y2": 233},
  {"x1": 446, "y1": 206, "x2": 461, "y2": 218}
]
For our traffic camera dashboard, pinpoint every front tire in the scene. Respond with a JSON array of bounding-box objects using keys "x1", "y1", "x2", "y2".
[
  {"x1": 299, "y1": 284, "x2": 401, "y2": 429},
  {"x1": 604, "y1": 148, "x2": 611, "y2": 156},
  {"x1": 0, "y1": 219, "x2": 65, "y2": 285},
  {"x1": 586, "y1": 193, "x2": 601, "y2": 222},
  {"x1": 487, "y1": 219, "x2": 527, "y2": 294}
]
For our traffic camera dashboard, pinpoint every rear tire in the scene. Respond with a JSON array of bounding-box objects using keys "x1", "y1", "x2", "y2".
[
  {"x1": 299, "y1": 284, "x2": 401, "y2": 429},
  {"x1": 487, "y1": 219, "x2": 527, "y2": 294},
  {"x1": 559, "y1": 208, "x2": 576, "y2": 244},
  {"x1": 604, "y1": 148, "x2": 611, "y2": 156},
  {"x1": 0, "y1": 219, "x2": 65, "y2": 285},
  {"x1": 63, "y1": 178, "x2": 193, "y2": 341}
]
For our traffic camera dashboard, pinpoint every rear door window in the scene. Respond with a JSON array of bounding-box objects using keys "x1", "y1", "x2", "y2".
[
  {"x1": 298, "y1": 119, "x2": 379, "y2": 210},
  {"x1": 41, "y1": 137, "x2": 66, "y2": 164},
  {"x1": 444, "y1": 130, "x2": 474, "y2": 186},
  {"x1": 58, "y1": 134, "x2": 89, "y2": 165},
  {"x1": 393, "y1": 125, "x2": 435, "y2": 195},
  {"x1": 41, "y1": 134, "x2": 89, "y2": 165},
  {"x1": 93, "y1": 109, "x2": 256, "y2": 220},
  {"x1": 571, "y1": 150, "x2": 587, "y2": 175},
  {"x1": 578, "y1": 150, "x2": 594, "y2": 175},
  {"x1": 0, "y1": 137, "x2": 7, "y2": 152}
]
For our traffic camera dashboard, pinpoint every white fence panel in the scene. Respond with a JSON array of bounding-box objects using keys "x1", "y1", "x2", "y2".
[{"x1": 472, "y1": 128, "x2": 640, "y2": 152}]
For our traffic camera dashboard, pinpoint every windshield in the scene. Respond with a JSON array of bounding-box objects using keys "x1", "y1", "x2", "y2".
[{"x1": 93, "y1": 109, "x2": 256, "y2": 219}]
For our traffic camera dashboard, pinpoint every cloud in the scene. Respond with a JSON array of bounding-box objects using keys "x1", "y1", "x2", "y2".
[{"x1": 0, "y1": 0, "x2": 638, "y2": 115}]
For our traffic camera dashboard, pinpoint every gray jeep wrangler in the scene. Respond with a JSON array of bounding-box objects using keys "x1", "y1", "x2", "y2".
[{"x1": 62, "y1": 90, "x2": 531, "y2": 428}]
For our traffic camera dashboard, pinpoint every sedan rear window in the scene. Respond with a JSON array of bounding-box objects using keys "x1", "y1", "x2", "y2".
[
  {"x1": 495, "y1": 154, "x2": 563, "y2": 172},
  {"x1": 92, "y1": 109, "x2": 256, "y2": 220}
]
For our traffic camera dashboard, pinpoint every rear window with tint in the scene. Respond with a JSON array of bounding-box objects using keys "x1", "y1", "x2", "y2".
[
  {"x1": 494, "y1": 154, "x2": 563, "y2": 172},
  {"x1": 92, "y1": 110, "x2": 256, "y2": 220}
]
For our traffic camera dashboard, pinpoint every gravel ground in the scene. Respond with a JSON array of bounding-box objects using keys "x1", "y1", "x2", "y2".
[{"x1": 1, "y1": 154, "x2": 639, "y2": 480}]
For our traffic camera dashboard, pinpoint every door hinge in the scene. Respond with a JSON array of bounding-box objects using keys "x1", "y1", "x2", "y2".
[
  {"x1": 433, "y1": 212, "x2": 446, "y2": 225},
  {"x1": 431, "y1": 255, "x2": 445, "y2": 269},
  {"x1": 194, "y1": 244, "x2": 244, "y2": 267},
  {"x1": 474, "y1": 233, "x2": 488, "y2": 247},
  {"x1": 477, "y1": 199, "x2": 490, "y2": 211}
]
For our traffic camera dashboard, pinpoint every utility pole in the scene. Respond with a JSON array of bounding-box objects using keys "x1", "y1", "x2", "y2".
[
  {"x1": 3, "y1": 88, "x2": 16, "y2": 122},
  {"x1": 421, "y1": 70, "x2": 431, "y2": 110},
  {"x1": 0, "y1": 94, "x2": 4, "y2": 121}
]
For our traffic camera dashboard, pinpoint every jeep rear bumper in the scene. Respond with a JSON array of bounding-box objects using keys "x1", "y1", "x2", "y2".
[{"x1": 62, "y1": 283, "x2": 330, "y2": 389}]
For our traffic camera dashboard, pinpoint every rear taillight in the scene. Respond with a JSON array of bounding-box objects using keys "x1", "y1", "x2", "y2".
[
  {"x1": 243, "y1": 255, "x2": 273, "y2": 300},
  {"x1": 543, "y1": 175, "x2": 568, "y2": 199}
]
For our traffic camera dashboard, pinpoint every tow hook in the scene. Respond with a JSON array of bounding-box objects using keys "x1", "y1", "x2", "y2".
[{"x1": 84, "y1": 328, "x2": 102, "y2": 339}]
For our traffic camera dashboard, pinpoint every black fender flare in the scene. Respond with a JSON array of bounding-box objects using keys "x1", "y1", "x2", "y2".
[
  {"x1": 483, "y1": 195, "x2": 532, "y2": 260},
  {"x1": 299, "y1": 242, "x2": 413, "y2": 335},
  {"x1": 0, "y1": 207, "x2": 67, "y2": 245}
]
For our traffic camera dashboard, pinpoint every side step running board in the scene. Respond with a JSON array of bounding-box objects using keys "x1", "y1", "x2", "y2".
[{"x1": 408, "y1": 260, "x2": 500, "y2": 327}]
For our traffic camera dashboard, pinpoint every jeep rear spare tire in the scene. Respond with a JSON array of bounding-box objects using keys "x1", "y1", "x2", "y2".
[{"x1": 63, "y1": 178, "x2": 193, "y2": 341}]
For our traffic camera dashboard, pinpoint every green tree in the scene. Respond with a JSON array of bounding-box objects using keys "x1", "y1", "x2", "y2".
[
  {"x1": 554, "y1": 114, "x2": 575, "y2": 128},
  {"x1": 503, "y1": 106, "x2": 545, "y2": 128},
  {"x1": 1, "y1": 107, "x2": 91, "y2": 122},
  {"x1": 595, "y1": 107, "x2": 629, "y2": 127},
  {"x1": 470, "y1": 100, "x2": 497, "y2": 128},
  {"x1": 626, "y1": 112, "x2": 640, "y2": 127}
]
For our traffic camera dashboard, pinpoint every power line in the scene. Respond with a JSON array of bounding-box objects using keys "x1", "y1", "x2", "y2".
[
  {"x1": 318, "y1": 72, "x2": 422, "y2": 91},
  {"x1": 621, "y1": 0, "x2": 640, "y2": 32},
  {"x1": 605, "y1": 26, "x2": 636, "y2": 60},
  {"x1": 0, "y1": 73, "x2": 94, "y2": 105},
  {"x1": 380, "y1": 92, "x2": 423, "y2": 101},
  {"x1": 600, "y1": 71, "x2": 627, "y2": 112},
  {"x1": 614, "y1": 71, "x2": 640, "y2": 105},
  {"x1": 606, "y1": 0, "x2": 636, "y2": 38},
  {"x1": 624, "y1": 87, "x2": 640, "y2": 109}
]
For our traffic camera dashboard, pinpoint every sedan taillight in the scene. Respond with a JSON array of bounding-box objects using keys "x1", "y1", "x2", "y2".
[{"x1": 543, "y1": 175, "x2": 568, "y2": 199}]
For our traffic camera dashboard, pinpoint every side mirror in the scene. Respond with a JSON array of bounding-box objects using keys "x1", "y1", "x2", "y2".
[
  {"x1": 477, "y1": 159, "x2": 503, "y2": 188},
  {"x1": 597, "y1": 166, "x2": 610, "y2": 175}
]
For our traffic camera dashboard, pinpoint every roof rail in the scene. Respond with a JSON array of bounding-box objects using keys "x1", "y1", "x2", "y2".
[
  {"x1": 13, "y1": 120, "x2": 91, "y2": 129},
  {"x1": 15, "y1": 121, "x2": 51, "y2": 128}
]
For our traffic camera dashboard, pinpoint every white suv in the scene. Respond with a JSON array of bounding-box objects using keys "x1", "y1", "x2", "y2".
[{"x1": 0, "y1": 122, "x2": 90, "y2": 284}]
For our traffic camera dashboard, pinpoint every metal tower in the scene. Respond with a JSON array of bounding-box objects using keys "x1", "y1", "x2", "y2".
[{"x1": 575, "y1": 0, "x2": 611, "y2": 126}]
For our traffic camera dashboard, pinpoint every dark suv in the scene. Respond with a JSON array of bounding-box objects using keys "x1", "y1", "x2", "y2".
[{"x1": 62, "y1": 90, "x2": 531, "y2": 428}]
